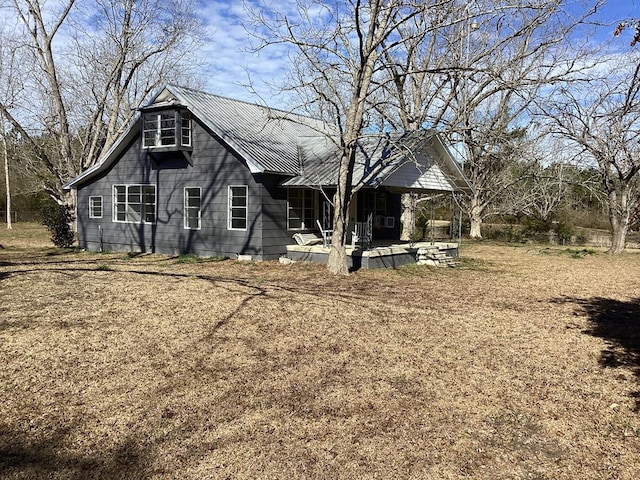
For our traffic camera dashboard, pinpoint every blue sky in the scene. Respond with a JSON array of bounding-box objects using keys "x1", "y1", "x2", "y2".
[
  {"x1": 197, "y1": 1, "x2": 291, "y2": 105},
  {"x1": 3, "y1": 0, "x2": 637, "y2": 107},
  {"x1": 199, "y1": 0, "x2": 640, "y2": 106},
  {"x1": 597, "y1": 0, "x2": 639, "y2": 21}
]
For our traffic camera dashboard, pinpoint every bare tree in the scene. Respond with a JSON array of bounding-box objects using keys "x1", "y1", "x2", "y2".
[
  {"x1": 1, "y1": 121, "x2": 10, "y2": 229},
  {"x1": 0, "y1": 0, "x2": 205, "y2": 214},
  {"x1": 522, "y1": 162, "x2": 571, "y2": 223},
  {"x1": 249, "y1": 0, "x2": 454, "y2": 274},
  {"x1": 446, "y1": 1, "x2": 604, "y2": 238},
  {"x1": 368, "y1": 1, "x2": 603, "y2": 239},
  {"x1": 539, "y1": 53, "x2": 640, "y2": 253},
  {"x1": 0, "y1": 19, "x2": 21, "y2": 229},
  {"x1": 372, "y1": 4, "x2": 458, "y2": 240}
]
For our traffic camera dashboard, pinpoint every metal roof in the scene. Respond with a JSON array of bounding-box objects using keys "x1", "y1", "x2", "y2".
[
  {"x1": 160, "y1": 85, "x2": 333, "y2": 175},
  {"x1": 282, "y1": 131, "x2": 472, "y2": 193},
  {"x1": 282, "y1": 135, "x2": 400, "y2": 187},
  {"x1": 64, "y1": 84, "x2": 471, "y2": 193}
]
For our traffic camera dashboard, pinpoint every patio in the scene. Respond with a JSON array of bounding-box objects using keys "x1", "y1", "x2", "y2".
[{"x1": 285, "y1": 240, "x2": 459, "y2": 270}]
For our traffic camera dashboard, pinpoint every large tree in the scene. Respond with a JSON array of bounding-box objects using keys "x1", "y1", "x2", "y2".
[
  {"x1": 0, "y1": 0, "x2": 204, "y2": 213},
  {"x1": 357, "y1": 0, "x2": 603, "y2": 239},
  {"x1": 442, "y1": 1, "x2": 602, "y2": 238},
  {"x1": 539, "y1": 52, "x2": 640, "y2": 253},
  {"x1": 249, "y1": 0, "x2": 460, "y2": 274},
  {"x1": 0, "y1": 24, "x2": 16, "y2": 229}
]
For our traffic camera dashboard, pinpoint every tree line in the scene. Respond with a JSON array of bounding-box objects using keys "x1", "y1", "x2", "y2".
[{"x1": 1, "y1": 0, "x2": 639, "y2": 274}]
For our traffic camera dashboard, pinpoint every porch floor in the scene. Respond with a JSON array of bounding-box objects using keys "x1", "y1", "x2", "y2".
[{"x1": 285, "y1": 241, "x2": 459, "y2": 270}]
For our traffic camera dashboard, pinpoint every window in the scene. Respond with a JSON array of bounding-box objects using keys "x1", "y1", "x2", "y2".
[
  {"x1": 364, "y1": 191, "x2": 389, "y2": 227},
  {"x1": 142, "y1": 110, "x2": 191, "y2": 148},
  {"x1": 113, "y1": 185, "x2": 156, "y2": 224},
  {"x1": 89, "y1": 196, "x2": 103, "y2": 218},
  {"x1": 181, "y1": 112, "x2": 191, "y2": 146},
  {"x1": 287, "y1": 189, "x2": 316, "y2": 230},
  {"x1": 184, "y1": 187, "x2": 201, "y2": 230},
  {"x1": 228, "y1": 185, "x2": 247, "y2": 230}
]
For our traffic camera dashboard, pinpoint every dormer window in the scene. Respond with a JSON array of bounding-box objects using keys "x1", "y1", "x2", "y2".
[{"x1": 142, "y1": 110, "x2": 191, "y2": 149}]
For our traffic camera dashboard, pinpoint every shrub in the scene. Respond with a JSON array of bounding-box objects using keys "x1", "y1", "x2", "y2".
[
  {"x1": 41, "y1": 203, "x2": 75, "y2": 248},
  {"x1": 554, "y1": 220, "x2": 575, "y2": 245},
  {"x1": 484, "y1": 224, "x2": 527, "y2": 243},
  {"x1": 521, "y1": 217, "x2": 552, "y2": 237},
  {"x1": 575, "y1": 232, "x2": 588, "y2": 245}
]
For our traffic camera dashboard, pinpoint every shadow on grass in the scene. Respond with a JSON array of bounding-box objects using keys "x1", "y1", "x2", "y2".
[
  {"x1": 0, "y1": 425, "x2": 151, "y2": 480},
  {"x1": 554, "y1": 296, "x2": 640, "y2": 411}
]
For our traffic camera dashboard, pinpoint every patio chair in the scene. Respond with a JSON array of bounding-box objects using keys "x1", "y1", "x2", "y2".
[
  {"x1": 352, "y1": 215, "x2": 373, "y2": 250},
  {"x1": 316, "y1": 219, "x2": 333, "y2": 248}
]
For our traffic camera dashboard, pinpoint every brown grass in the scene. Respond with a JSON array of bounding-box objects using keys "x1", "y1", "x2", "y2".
[{"x1": 1, "y1": 224, "x2": 640, "y2": 479}]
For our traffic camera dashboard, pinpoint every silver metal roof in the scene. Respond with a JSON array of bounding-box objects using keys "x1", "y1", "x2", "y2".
[
  {"x1": 282, "y1": 131, "x2": 471, "y2": 193},
  {"x1": 160, "y1": 85, "x2": 333, "y2": 175},
  {"x1": 64, "y1": 84, "x2": 471, "y2": 193}
]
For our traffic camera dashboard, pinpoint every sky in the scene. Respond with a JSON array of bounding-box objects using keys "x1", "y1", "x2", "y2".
[
  {"x1": 196, "y1": 1, "x2": 293, "y2": 106},
  {"x1": 599, "y1": 0, "x2": 639, "y2": 21},
  {"x1": 3, "y1": 0, "x2": 638, "y2": 110},
  {"x1": 197, "y1": 0, "x2": 640, "y2": 108}
]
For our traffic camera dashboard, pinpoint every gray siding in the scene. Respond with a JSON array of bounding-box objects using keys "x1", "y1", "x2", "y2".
[
  {"x1": 259, "y1": 175, "x2": 292, "y2": 258},
  {"x1": 76, "y1": 119, "x2": 284, "y2": 259}
]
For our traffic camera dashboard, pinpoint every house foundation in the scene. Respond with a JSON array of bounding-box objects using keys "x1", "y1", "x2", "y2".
[{"x1": 285, "y1": 241, "x2": 459, "y2": 270}]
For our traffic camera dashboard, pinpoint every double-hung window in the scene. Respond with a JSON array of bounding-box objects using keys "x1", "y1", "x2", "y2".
[
  {"x1": 113, "y1": 185, "x2": 156, "y2": 224},
  {"x1": 89, "y1": 196, "x2": 103, "y2": 218},
  {"x1": 287, "y1": 189, "x2": 316, "y2": 230},
  {"x1": 228, "y1": 185, "x2": 247, "y2": 230},
  {"x1": 142, "y1": 110, "x2": 191, "y2": 148},
  {"x1": 184, "y1": 187, "x2": 201, "y2": 230}
]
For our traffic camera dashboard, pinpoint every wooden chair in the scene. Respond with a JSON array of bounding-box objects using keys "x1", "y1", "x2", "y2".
[
  {"x1": 316, "y1": 219, "x2": 333, "y2": 248},
  {"x1": 351, "y1": 214, "x2": 373, "y2": 249}
]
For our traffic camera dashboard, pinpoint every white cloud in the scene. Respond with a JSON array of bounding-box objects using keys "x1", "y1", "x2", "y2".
[{"x1": 195, "y1": 0, "x2": 295, "y2": 107}]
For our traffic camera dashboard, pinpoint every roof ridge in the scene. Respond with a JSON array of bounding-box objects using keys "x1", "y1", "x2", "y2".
[{"x1": 165, "y1": 83, "x2": 324, "y2": 124}]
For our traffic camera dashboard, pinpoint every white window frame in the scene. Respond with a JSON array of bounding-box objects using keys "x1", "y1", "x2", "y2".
[
  {"x1": 181, "y1": 111, "x2": 192, "y2": 147},
  {"x1": 287, "y1": 189, "x2": 316, "y2": 230},
  {"x1": 184, "y1": 187, "x2": 201, "y2": 230},
  {"x1": 89, "y1": 196, "x2": 103, "y2": 219},
  {"x1": 228, "y1": 185, "x2": 248, "y2": 231},
  {"x1": 142, "y1": 110, "x2": 191, "y2": 148},
  {"x1": 112, "y1": 184, "x2": 156, "y2": 224}
]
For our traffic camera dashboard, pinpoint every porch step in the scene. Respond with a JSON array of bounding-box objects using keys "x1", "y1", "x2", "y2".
[{"x1": 416, "y1": 246, "x2": 459, "y2": 268}]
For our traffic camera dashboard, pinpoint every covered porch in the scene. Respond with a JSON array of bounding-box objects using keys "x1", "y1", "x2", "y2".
[{"x1": 281, "y1": 131, "x2": 472, "y2": 269}]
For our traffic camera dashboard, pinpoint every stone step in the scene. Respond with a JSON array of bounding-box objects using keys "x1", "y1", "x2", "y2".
[{"x1": 416, "y1": 246, "x2": 459, "y2": 268}]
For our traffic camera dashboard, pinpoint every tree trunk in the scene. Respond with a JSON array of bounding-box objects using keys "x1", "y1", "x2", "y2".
[
  {"x1": 327, "y1": 145, "x2": 357, "y2": 275},
  {"x1": 64, "y1": 189, "x2": 77, "y2": 234},
  {"x1": 327, "y1": 220, "x2": 350, "y2": 275},
  {"x1": 469, "y1": 195, "x2": 483, "y2": 239},
  {"x1": 1, "y1": 131, "x2": 10, "y2": 229},
  {"x1": 607, "y1": 188, "x2": 630, "y2": 254},
  {"x1": 399, "y1": 193, "x2": 415, "y2": 241}
]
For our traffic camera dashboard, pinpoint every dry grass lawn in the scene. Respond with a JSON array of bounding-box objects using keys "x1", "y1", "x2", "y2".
[{"x1": 1, "y1": 224, "x2": 640, "y2": 479}]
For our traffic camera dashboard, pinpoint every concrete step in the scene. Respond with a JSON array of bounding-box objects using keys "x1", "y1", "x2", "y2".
[{"x1": 416, "y1": 246, "x2": 459, "y2": 268}]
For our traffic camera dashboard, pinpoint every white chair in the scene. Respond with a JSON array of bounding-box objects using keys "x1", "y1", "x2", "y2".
[
  {"x1": 352, "y1": 214, "x2": 373, "y2": 249},
  {"x1": 316, "y1": 219, "x2": 333, "y2": 248}
]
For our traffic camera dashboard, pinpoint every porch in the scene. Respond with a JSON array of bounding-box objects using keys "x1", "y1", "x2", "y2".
[{"x1": 285, "y1": 240, "x2": 459, "y2": 270}]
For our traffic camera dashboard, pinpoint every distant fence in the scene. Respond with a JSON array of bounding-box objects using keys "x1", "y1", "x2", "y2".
[{"x1": 483, "y1": 223, "x2": 640, "y2": 249}]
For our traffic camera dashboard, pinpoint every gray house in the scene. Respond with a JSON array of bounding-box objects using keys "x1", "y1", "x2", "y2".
[{"x1": 64, "y1": 85, "x2": 470, "y2": 261}]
